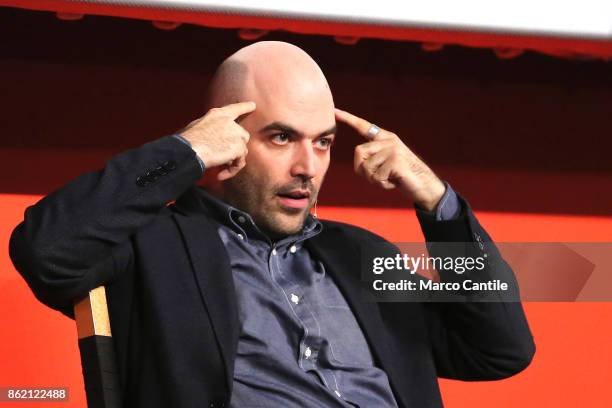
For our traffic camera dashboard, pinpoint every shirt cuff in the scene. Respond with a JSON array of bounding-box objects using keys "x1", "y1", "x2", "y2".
[
  {"x1": 172, "y1": 134, "x2": 205, "y2": 173},
  {"x1": 434, "y1": 182, "x2": 461, "y2": 221}
]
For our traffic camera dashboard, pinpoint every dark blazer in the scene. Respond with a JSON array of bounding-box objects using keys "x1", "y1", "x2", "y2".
[{"x1": 9, "y1": 135, "x2": 535, "y2": 408}]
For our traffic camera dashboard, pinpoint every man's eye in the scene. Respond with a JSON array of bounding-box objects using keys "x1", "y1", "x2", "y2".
[
  {"x1": 271, "y1": 133, "x2": 290, "y2": 144},
  {"x1": 316, "y1": 137, "x2": 333, "y2": 150}
]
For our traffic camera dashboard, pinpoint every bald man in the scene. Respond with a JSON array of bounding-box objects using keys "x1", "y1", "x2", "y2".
[{"x1": 10, "y1": 41, "x2": 534, "y2": 408}]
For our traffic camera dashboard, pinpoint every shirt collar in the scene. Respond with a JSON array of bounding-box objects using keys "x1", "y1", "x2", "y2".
[{"x1": 195, "y1": 187, "x2": 322, "y2": 246}]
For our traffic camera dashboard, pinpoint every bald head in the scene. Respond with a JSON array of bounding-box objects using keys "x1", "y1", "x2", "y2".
[
  {"x1": 204, "y1": 41, "x2": 334, "y2": 112},
  {"x1": 202, "y1": 41, "x2": 337, "y2": 239}
]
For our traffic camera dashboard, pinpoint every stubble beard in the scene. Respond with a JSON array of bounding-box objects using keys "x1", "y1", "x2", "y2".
[{"x1": 222, "y1": 169, "x2": 318, "y2": 239}]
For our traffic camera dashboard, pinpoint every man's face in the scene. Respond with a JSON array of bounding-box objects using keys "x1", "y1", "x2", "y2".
[{"x1": 221, "y1": 89, "x2": 336, "y2": 238}]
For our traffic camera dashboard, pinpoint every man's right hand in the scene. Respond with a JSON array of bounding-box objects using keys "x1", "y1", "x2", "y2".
[{"x1": 180, "y1": 101, "x2": 256, "y2": 180}]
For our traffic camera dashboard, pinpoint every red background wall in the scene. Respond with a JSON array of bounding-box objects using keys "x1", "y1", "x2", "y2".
[{"x1": 1, "y1": 7, "x2": 611, "y2": 407}]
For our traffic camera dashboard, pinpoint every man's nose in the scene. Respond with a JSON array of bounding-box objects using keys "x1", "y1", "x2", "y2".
[{"x1": 290, "y1": 140, "x2": 317, "y2": 180}]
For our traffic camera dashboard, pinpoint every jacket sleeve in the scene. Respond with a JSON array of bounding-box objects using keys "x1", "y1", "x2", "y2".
[
  {"x1": 416, "y1": 194, "x2": 536, "y2": 380},
  {"x1": 8, "y1": 135, "x2": 203, "y2": 318}
]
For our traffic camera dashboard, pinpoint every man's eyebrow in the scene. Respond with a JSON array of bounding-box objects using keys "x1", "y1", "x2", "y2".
[
  {"x1": 320, "y1": 125, "x2": 337, "y2": 137},
  {"x1": 259, "y1": 122, "x2": 298, "y2": 135},
  {"x1": 259, "y1": 121, "x2": 337, "y2": 137}
]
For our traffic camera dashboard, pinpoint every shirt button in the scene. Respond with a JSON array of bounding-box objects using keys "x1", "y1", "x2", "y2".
[
  {"x1": 237, "y1": 233, "x2": 244, "y2": 240},
  {"x1": 334, "y1": 390, "x2": 342, "y2": 398},
  {"x1": 304, "y1": 347, "x2": 312, "y2": 358},
  {"x1": 272, "y1": 248, "x2": 277, "y2": 255},
  {"x1": 290, "y1": 294, "x2": 299, "y2": 304},
  {"x1": 289, "y1": 245, "x2": 297, "y2": 253},
  {"x1": 238, "y1": 215, "x2": 246, "y2": 223}
]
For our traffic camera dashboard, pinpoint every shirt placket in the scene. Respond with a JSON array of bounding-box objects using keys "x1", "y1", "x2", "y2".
[{"x1": 267, "y1": 240, "x2": 345, "y2": 402}]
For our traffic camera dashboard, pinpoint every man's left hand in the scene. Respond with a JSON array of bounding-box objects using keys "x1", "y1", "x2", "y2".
[{"x1": 335, "y1": 108, "x2": 446, "y2": 212}]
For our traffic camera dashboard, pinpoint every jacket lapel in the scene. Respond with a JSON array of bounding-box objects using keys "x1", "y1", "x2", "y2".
[
  {"x1": 307, "y1": 224, "x2": 409, "y2": 408},
  {"x1": 172, "y1": 188, "x2": 239, "y2": 394}
]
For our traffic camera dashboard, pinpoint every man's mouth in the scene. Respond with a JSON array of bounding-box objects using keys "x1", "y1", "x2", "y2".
[{"x1": 276, "y1": 190, "x2": 311, "y2": 210}]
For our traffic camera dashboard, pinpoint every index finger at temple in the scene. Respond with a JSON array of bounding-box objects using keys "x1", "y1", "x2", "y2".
[
  {"x1": 335, "y1": 108, "x2": 372, "y2": 138},
  {"x1": 219, "y1": 101, "x2": 257, "y2": 120}
]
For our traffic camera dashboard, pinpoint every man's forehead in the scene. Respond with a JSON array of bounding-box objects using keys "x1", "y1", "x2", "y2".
[
  {"x1": 246, "y1": 93, "x2": 335, "y2": 136},
  {"x1": 249, "y1": 79, "x2": 332, "y2": 108}
]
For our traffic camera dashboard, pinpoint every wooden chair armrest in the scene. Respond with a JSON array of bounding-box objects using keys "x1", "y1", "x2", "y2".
[{"x1": 74, "y1": 287, "x2": 122, "y2": 408}]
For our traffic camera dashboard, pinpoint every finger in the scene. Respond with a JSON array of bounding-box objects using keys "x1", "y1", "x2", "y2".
[
  {"x1": 217, "y1": 165, "x2": 240, "y2": 181},
  {"x1": 216, "y1": 101, "x2": 257, "y2": 120},
  {"x1": 354, "y1": 140, "x2": 394, "y2": 172},
  {"x1": 371, "y1": 160, "x2": 397, "y2": 190},
  {"x1": 229, "y1": 155, "x2": 247, "y2": 176},
  {"x1": 355, "y1": 139, "x2": 394, "y2": 159},
  {"x1": 361, "y1": 147, "x2": 394, "y2": 183},
  {"x1": 217, "y1": 155, "x2": 247, "y2": 181},
  {"x1": 355, "y1": 150, "x2": 378, "y2": 180},
  {"x1": 336, "y1": 108, "x2": 397, "y2": 142},
  {"x1": 217, "y1": 168, "x2": 232, "y2": 181},
  {"x1": 335, "y1": 108, "x2": 372, "y2": 138},
  {"x1": 380, "y1": 180, "x2": 396, "y2": 190}
]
